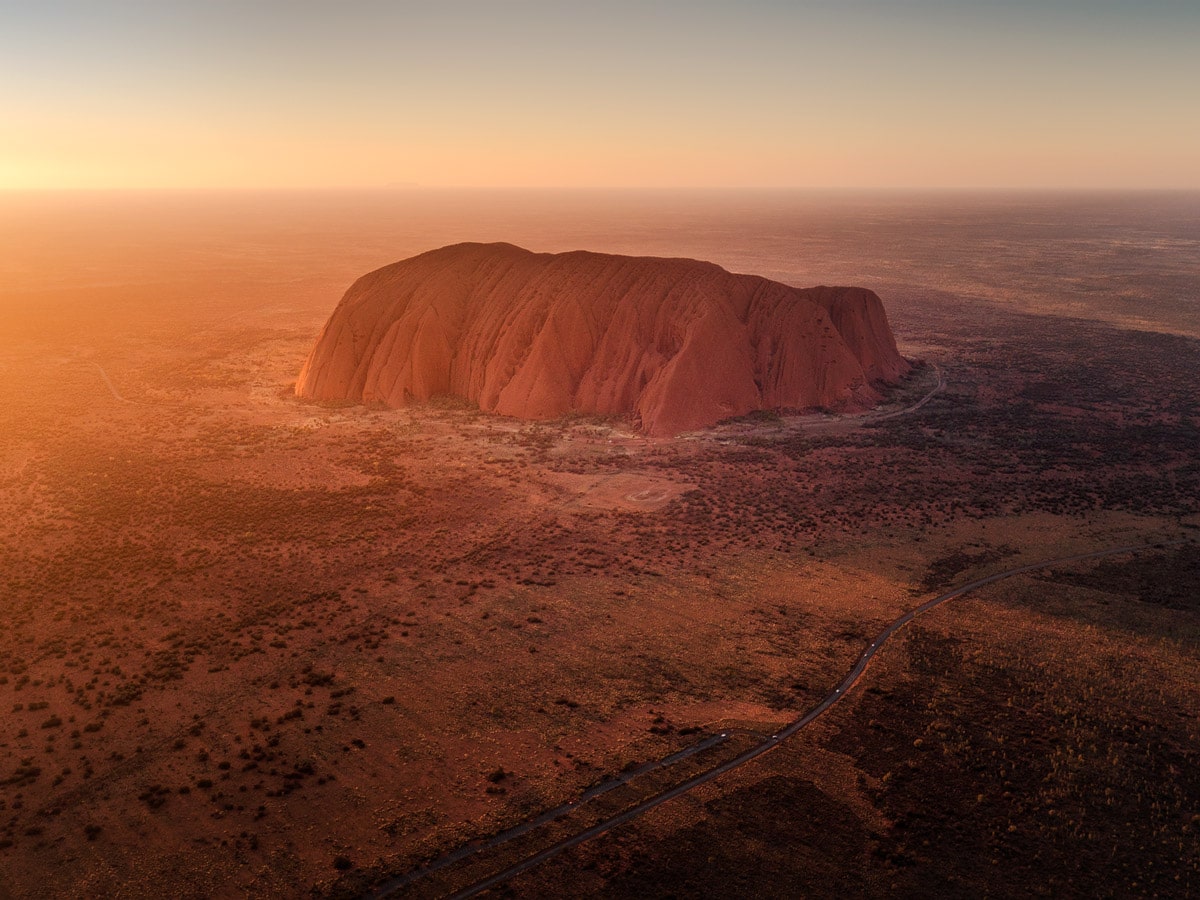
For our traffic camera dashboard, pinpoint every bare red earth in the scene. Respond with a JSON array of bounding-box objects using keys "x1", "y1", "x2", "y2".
[{"x1": 295, "y1": 243, "x2": 910, "y2": 436}]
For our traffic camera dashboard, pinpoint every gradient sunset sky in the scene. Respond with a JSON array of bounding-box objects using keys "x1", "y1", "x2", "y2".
[{"x1": 3, "y1": 0, "x2": 1197, "y2": 190}]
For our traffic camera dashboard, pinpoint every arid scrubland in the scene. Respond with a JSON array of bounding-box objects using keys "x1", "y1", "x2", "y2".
[{"x1": 1, "y1": 196, "x2": 1197, "y2": 897}]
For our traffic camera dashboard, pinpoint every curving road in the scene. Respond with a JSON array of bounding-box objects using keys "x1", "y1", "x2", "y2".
[
  {"x1": 91, "y1": 362, "x2": 136, "y2": 404},
  {"x1": 376, "y1": 537, "x2": 1191, "y2": 900},
  {"x1": 766, "y1": 362, "x2": 944, "y2": 438},
  {"x1": 58, "y1": 358, "x2": 141, "y2": 404},
  {"x1": 865, "y1": 362, "x2": 944, "y2": 422}
]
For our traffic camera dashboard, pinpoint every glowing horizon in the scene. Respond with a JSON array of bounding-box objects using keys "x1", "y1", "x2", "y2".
[{"x1": 3, "y1": 1, "x2": 1198, "y2": 191}]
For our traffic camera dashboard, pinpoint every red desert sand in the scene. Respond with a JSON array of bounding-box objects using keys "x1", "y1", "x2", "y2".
[{"x1": 295, "y1": 242, "x2": 910, "y2": 435}]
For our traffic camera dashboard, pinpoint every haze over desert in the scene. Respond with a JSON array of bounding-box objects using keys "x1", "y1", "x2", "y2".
[
  {"x1": 1, "y1": 188, "x2": 1197, "y2": 899},
  {"x1": 3, "y1": 1, "x2": 1200, "y2": 898}
]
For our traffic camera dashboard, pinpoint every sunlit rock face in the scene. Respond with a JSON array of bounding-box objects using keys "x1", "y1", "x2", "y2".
[{"x1": 296, "y1": 242, "x2": 909, "y2": 436}]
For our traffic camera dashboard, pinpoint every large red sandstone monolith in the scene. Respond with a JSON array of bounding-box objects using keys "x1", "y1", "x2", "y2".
[{"x1": 296, "y1": 243, "x2": 909, "y2": 436}]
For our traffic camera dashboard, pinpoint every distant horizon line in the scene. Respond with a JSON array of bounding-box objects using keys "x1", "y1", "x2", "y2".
[{"x1": 4, "y1": 185, "x2": 1199, "y2": 195}]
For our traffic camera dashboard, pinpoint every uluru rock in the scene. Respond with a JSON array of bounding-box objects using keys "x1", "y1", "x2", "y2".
[{"x1": 296, "y1": 243, "x2": 909, "y2": 437}]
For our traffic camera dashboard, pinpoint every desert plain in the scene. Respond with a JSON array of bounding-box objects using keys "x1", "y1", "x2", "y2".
[{"x1": 0, "y1": 190, "x2": 1197, "y2": 898}]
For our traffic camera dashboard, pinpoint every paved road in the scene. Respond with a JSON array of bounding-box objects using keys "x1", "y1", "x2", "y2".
[
  {"x1": 866, "y1": 362, "x2": 944, "y2": 422},
  {"x1": 364, "y1": 734, "x2": 730, "y2": 899},
  {"x1": 756, "y1": 362, "x2": 944, "y2": 439},
  {"x1": 376, "y1": 537, "x2": 1190, "y2": 900}
]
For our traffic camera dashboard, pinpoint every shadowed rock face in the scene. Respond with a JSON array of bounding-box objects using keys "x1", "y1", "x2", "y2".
[{"x1": 296, "y1": 242, "x2": 909, "y2": 436}]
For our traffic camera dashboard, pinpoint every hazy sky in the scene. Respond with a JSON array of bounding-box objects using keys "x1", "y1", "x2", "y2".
[{"x1": 2, "y1": 0, "x2": 1198, "y2": 190}]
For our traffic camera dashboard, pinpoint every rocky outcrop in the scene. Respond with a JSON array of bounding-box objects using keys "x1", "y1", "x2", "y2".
[{"x1": 296, "y1": 243, "x2": 909, "y2": 436}]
